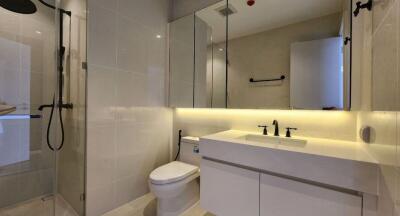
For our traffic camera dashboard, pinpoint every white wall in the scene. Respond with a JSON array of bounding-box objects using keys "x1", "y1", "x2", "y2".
[{"x1": 86, "y1": 0, "x2": 172, "y2": 215}]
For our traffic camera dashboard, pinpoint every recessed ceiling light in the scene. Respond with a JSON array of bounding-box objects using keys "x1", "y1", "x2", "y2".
[
  {"x1": 156, "y1": 35, "x2": 162, "y2": 39},
  {"x1": 35, "y1": 30, "x2": 42, "y2": 34},
  {"x1": 219, "y1": 48, "x2": 224, "y2": 51}
]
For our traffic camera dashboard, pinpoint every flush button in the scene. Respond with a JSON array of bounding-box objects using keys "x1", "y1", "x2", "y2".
[{"x1": 193, "y1": 145, "x2": 199, "y2": 153}]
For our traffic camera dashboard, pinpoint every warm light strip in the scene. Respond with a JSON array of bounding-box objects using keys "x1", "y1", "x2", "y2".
[
  {"x1": 174, "y1": 108, "x2": 356, "y2": 126},
  {"x1": 174, "y1": 108, "x2": 358, "y2": 141},
  {"x1": 175, "y1": 108, "x2": 353, "y2": 116}
]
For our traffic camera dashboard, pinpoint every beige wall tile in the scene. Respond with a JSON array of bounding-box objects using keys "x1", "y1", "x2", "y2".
[
  {"x1": 372, "y1": 0, "x2": 397, "y2": 32},
  {"x1": 359, "y1": 0, "x2": 400, "y2": 215},
  {"x1": 372, "y1": 3, "x2": 398, "y2": 111},
  {"x1": 86, "y1": 0, "x2": 172, "y2": 215}
]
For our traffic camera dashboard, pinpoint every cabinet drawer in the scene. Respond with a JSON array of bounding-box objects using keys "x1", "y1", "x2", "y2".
[
  {"x1": 200, "y1": 159, "x2": 259, "y2": 216},
  {"x1": 260, "y1": 173, "x2": 362, "y2": 216}
]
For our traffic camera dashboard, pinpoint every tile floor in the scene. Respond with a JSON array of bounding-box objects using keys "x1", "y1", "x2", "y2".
[
  {"x1": 0, "y1": 195, "x2": 78, "y2": 216},
  {"x1": 0, "y1": 193, "x2": 213, "y2": 216},
  {"x1": 103, "y1": 193, "x2": 214, "y2": 216}
]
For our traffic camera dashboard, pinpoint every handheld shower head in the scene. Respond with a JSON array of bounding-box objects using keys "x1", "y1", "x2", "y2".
[{"x1": 0, "y1": 0, "x2": 37, "y2": 14}]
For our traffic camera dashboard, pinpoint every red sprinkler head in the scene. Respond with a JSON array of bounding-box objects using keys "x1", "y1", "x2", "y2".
[{"x1": 247, "y1": 0, "x2": 255, "y2": 6}]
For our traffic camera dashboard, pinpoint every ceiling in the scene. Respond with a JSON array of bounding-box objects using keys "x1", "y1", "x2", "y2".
[{"x1": 196, "y1": 0, "x2": 345, "y2": 42}]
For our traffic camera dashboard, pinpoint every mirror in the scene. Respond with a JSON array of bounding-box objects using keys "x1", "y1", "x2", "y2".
[
  {"x1": 169, "y1": 1, "x2": 227, "y2": 108},
  {"x1": 169, "y1": 14, "x2": 195, "y2": 108},
  {"x1": 169, "y1": 0, "x2": 352, "y2": 110},
  {"x1": 195, "y1": 2, "x2": 228, "y2": 108}
]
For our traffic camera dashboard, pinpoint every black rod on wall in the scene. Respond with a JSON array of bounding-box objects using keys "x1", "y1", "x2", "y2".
[{"x1": 249, "y1": 75, "x2": 286, "y2": 83}]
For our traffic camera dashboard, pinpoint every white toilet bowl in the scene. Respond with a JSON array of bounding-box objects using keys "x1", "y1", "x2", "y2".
[
  {"x1": 149, "y1": 137, "x2": 200, "y2": 216},
  {"x1": 149, "y1": 161, "x2": 200, "y2": 216}
]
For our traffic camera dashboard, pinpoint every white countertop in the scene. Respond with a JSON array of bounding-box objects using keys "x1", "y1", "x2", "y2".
[
  {"x1": 201, "y1": 130, "x2": 377, "y2": 165},
  {"x1": 200, "y1": 130, "x2": 379, "y2": 195}
]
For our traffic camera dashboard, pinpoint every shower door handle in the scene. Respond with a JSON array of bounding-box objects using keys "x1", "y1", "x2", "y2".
[{"x1": 38, "y1": 104, "x2": 54, "y2": 111}]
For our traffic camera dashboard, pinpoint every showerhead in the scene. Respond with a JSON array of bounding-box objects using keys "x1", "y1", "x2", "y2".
[{"x1": 0, "y1": 0, "x2": 37, "y2": 14}]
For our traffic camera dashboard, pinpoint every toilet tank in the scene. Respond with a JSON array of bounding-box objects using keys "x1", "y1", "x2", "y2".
[{"x1": 179, "y1": 136, "x2": 200, "y2": 166}]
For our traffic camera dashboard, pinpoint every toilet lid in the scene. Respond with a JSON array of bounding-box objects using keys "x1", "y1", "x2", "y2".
[{"x1": 150, "y1": 161, "x2": 199, "y2": 185}]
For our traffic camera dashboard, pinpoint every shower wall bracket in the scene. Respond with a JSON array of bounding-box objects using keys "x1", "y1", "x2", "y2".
[{"x1": 353, "y1": 0, "x2": 372, "y2": 17}]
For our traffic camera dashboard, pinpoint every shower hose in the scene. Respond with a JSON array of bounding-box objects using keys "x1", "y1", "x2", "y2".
[
  {"x1": 45, "y1": 96, "x2": 65, "y2": 151},
  {"x1": 174, "y1": 130, "x2": 183, "y2": 161}
]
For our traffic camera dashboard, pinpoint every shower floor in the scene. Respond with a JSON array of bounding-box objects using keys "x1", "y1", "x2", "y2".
[
  {"x1": 103, "y1": 193, "x2": 214, "y2": 216},
  {"x1": 0, "y1": 195, "x2": 78, "y2": 216}
]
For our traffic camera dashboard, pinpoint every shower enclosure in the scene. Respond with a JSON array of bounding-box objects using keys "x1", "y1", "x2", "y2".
[{"x1": 0, "y1": 0, "x2": 86, "y2": 215}]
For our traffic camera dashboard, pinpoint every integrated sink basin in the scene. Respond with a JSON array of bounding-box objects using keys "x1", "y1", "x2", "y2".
[
  {"x1": 238, "y1": 134, "x2": 307, "y2": 146},
  {"x1": 200, "y1": 130, "x2": 379, "y2": 195}
]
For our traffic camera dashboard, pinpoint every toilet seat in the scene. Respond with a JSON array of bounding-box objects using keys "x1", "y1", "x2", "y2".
[{"x1": 150, "y1": 161, "x2": 199, "y2": 185}]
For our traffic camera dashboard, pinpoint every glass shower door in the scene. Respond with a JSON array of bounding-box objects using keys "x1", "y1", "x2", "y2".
[
  {"x1": 56, "y1": 0, "x2": 87, "y2": 215},
  {"x1": 0, "y1": 0, "x2": 58, "y2": 215},
  {"x1": 0, "y1": 0, "x2": 86, "y2": 214}
]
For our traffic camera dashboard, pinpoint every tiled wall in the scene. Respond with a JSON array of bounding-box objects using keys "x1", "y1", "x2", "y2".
[
  {"x1": 356, "y1": 0, "x2": 400, "y2": 215},
  {"x1": 86, "y1": 0, "x2": 172, "y2": 215}
]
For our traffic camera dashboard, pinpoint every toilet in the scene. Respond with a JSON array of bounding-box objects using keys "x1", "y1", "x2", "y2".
[{"x1": 149, "y1": 136, "x2": 200, "y2": 216}]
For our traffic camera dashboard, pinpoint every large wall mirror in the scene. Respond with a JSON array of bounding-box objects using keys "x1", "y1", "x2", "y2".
[{"x1": 169, "y1": 0, "x2": 352, "y2": 110}]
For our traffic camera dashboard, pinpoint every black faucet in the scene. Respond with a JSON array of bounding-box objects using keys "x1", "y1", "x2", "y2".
[
  {"x1": 272, "y1": 120, "x2": 279, "y2": 136},
  {"x1": 285, "y1": 127, "x2": 298, "y2": 138},
  {"x1": 258, "y1": 125, "x2": 268, "y2": 135}
]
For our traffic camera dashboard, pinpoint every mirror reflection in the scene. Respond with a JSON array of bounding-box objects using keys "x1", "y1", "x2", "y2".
[
  {"x1": 169, "y1": 1, "x2": 228, "y2": 108},
  {"x1": 169, "y1": 0, "x2": 352, "y2": 110},
  {"x1": 195, "y1": 2, "x2": 227, "y2": 108}
]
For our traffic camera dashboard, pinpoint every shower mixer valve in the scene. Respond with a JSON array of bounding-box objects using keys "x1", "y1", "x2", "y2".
[{"x1": 38, "y1": 102, "x2": 73, "y2": 111}]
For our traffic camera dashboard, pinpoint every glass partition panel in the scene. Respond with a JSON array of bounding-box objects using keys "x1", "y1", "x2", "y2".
[
  {"x1": 0, "y1": 0, "x2": 87, "y2": 215},
  {"x1": 0, "y1": 0, "x2": 57, "y2": 214}
]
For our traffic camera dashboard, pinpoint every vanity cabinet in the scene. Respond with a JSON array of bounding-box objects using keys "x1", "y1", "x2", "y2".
[
  {"x1": 201, "y1": 159, "x2": 363, "y2": 216},
  {"x1": 200, "y1": 159, "x2": 259, "y2": 216},
  {"x1": 260, "y1": 173, "x2": 362, "y2": 216}
]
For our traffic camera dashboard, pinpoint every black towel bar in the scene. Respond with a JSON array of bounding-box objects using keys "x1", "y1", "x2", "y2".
[{"x1": 249, "y1": 75, "x2": 285, "y2": 83}]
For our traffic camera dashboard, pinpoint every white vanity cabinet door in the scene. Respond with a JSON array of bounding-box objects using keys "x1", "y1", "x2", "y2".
[
  {"x1": 200, "y1": 159, "x2": 259, "y2": 216},
  {"x1": 260, "y1": 173, "x2": 362, "y2": 216}
]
